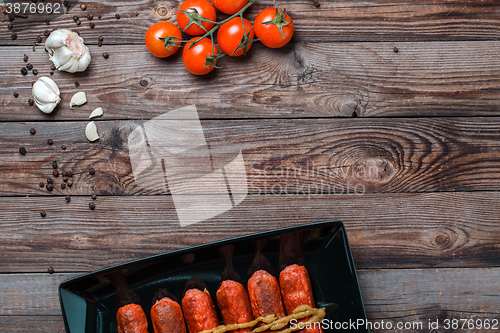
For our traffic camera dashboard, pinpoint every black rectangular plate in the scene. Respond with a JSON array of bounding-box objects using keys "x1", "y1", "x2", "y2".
[{"x1": 59, "y1": 220, "x2": 369, "y2": 333}]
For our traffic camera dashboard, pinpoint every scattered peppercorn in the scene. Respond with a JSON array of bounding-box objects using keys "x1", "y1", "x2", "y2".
[
  {"x1": 65, "y1": 195, "x2": 71, "y2": 203},
  {"x1": 39, "y1": 181, "x2": 44, "y2": 188},
  {"x1": 98, "y1": 35, "x2": 103, "y2": 41},
  {"x1": 13, "y1": 92, "x2": 19, "y2": 98},
  {"x1": 140, "y1": 79, "x2": 148, "y2": 87},
  {"x1": 80, "y1": 4, "x2": 87, "y2": 10},
  {"x1": 23, "y1": 54, "x2": 28, "y2": 62},
  {"x1": 89, "y1": 22, "x2": 95, "y2": 29},
  {"x1": 46, "y1": 20, "x2": 50, "y2": 25},
  {"x1": 62, "y1": 171, "x2": 67, "y2": 177},
  {"x1": 67, "y1": 171, "x2": 73, "y2": 177},
  {"x1": 87, "y1": 13, "x2": 93, "y2": 20},
  {"x1": 52, "y1": 161, "x2": 58, "y2": 169},
  {"x1": 73, "y1": 15, "x2": 79, "y2": 21},
  {"x1": 91, "y1": 193, "x2": 97, "y2": 200},
  {"x1": 19, "y1": 147, "x2": 26, "y2": 155},
  {"x1": 89, "y1": 167, "x2": 95, "y2": 175},
  {"x1": 314, "y1": 1, "x2": 320, "y2": 7},
  {"x1": 89, "y1": 202, "x2": 96, "y2": 210},
  {"x1": 44, "y1": 30, "x2": 50, "y2": 36},
  {"x1": 40, "y1": 210, "x2": 47, "y2": 217},
  {"x1": 46, "y1": 184, "x2": 53, "y2": 191},
  {"x1": 11, "y1": 32, "x2": 17, "y2": 40},
  {"x1": 102, "y1": 52, "x2": 109, "y2": 59},
  {"x1": 115, "y1": 13, "x2": 120, "y2": 19},
  {"x1": 61, "y1": 144, "x2": 66, "y2": 150},
  {"x1": 50, "y1": 71, "x2": 54, "y2": 75},
  {"x1": 36, "y1": 36, "x2": 42, "y2": 43},
  {"x1": 61, "y1": 183, "x2": 66, "y2": 189},
  {"x1": 76, "y1": 19, "x2": 81, "y2": 25},
  {"x1": 75, "y1": 81, "x2": 79, "y2": 87},
  {"x1": 33, "y1": 69, "x2": 38, "y2": 75},
  {"x1": 30, "y1": 128, "x2": 36, "y2": 135},
  {"x1": 63, "y1": 176, "x2": 68, "y2": 182},
  {"x1": 21, "y1": 68, "x2": 28, "y2": 75},
  {"x1": 67, "y1": 180, "x2": 73, "y2": 187},
  {"x1": 393, "y1": 47, "x2": 399, "y2": 53},
  {"x1": 97, "y1": 41, "x2": 102, "y2": 47},
  {"x1": 53, "y1": 169, "x2": 59, "y2": 177},
  {"x1": 26, "y1": 63, "x2": 33, "y2": 70},
  {"x1": 63, "y1": 0, "x2": 69, "y2": 7},
  {"x1": 98, "y1": 14, "x2": 101, "y2": 19},
  {"x1": 47, "y1": 178, "x2": 53, "y2": 184},
  {"x1": 50, "y1": 64, "x2": 56, "y2": 70},
  {"x1": 47, "y1": 139, "x2": 53, "y2": 145},
  {"x1": 7, "y1": 23, "x2": 13, "y2": 30},
  {"x1": 32, "y1": 45, "x2": 36, "y2": 52},
  {"x1": 28, "y1": 98, "x2": 34, "y2": 106}
]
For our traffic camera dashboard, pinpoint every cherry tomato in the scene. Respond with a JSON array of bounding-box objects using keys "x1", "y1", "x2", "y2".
[
  {"x1": 211, "y1": 0, "x2": 248, "y2": 15},
  {"x1": 254, "y1": 7, "x2": 294, "y2": 48},
  {"x1": 183, "y1": 37, "x2": 219, "y2": 75},
  {"x1": 145, "y1": 22, "x2": 182, "y2": 58},
  {"x1": 177, "y1": 0, "x2": 216, "y2": 36},
  {"x1": 217, "y1": 17, "x2": 254, "y2": 57}
]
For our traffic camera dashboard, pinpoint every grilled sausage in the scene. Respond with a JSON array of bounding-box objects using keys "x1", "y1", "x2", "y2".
[
  {"x1": 182, "y1": 288, "x2": 220, "y2": 333},
  {"x1": 247, "y1": 270, "x2": 286, "y2": 320},
  {"x1": 216, "y1": 280, "x2": 254, "y2": 333},
  {"x1": 116, "y1": 303, "x2": 149, "y2": 333},
  {"x1": 279, "y1": 264, "x2": 323, "y2": 333},
  {"x1": 151, "y1": 297, "x2": 187, "y2": 333}
]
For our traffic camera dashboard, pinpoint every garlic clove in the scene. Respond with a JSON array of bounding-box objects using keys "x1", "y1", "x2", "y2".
[
  {"x1": 70, "y1": 92, "x2": 87, "y2": 109},
  {"x1": 45, "y1": 29, "x2": 69, "y2": 49},
  {"x1": 32, "y1": 76, "x2": 61, "y2": 114},
  {"x1": 85, "y1": 121, "x2": 100, "y2": 142},
  {"x1": 89, "y1": 107, "x2": 104, "y2": 119}
]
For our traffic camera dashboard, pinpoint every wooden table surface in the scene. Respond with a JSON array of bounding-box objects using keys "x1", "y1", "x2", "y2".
[{"x1": 1, "y1": 0, "x2": 500, "y2": 332}]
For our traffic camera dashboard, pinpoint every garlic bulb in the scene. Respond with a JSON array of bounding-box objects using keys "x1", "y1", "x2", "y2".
[
  {"x1": 32, "y1": 77, "x2": 61, "y2": 114},
  {"x1": 85, "y1": 121, "x2": 100, "y2": 142},
  {"x1": 70, "y1": 92, "x2": 87, "y2": 108},
  {"x1": 45, "y1": 29, "x2": 91, "y2": 73}
]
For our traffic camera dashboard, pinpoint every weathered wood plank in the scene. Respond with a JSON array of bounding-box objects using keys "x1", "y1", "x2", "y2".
[
  {"x1": 2, "y1": 41, "x2": 500, "y2": 120},
  {"x1": 2, "y1": 0, "x2": 500, "y2": 45},
  {"x1": 0, "y1": 316, "x2": 65, "y2": 333},
  {"x1": 1, "y1": 268, "x2": 498, "y2": 331},
  {"x1": 0, "y1": 192, "x2": 498, "y2": 272},
  {"x1": 1, "y1": 118, "x2": 500, "y2": 196}
]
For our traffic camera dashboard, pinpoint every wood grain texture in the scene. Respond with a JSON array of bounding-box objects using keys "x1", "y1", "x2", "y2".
[
  {"x1": 2, "y1": 0, "x2": 500, "y2": 45},
  {"x1": 1, "y1": 268, "x2": 498, "y2": 331},
  {"x1": 0, "y1": 192, "x2": 498, "y2": 273},
  {"x1": 2, "y1": 40, "x2": 500, "y2": 120},
  {"x1": 1, "y1": 117, "x2": 500, "y2": 196},
  {"x1": 0, "y1": 316, "x2": 65, "y2": 333}
]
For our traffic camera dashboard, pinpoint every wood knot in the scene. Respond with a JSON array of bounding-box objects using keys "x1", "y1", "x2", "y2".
[
  {"x1": 434, "y1": 234, "x2": 449, "y2": 245},
  {"x1": 354, "y1": 158, "x2": 395, "y2": 183},
  {"x1": 334, "y1": 99, "x2": 361, "y2": 117}
]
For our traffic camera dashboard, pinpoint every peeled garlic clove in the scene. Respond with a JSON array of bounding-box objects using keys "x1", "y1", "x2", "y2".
[
  {"x1": 32, "y1": 76, "x2": 61, "y2": 114},
  {"x1": 89, "y1": 107, "x2": 104, "y2": 119},
  {"x1": 70, "y1": 92, "x2": 87, "y2": 109},
  {"x1": 85, "y1": 121, "x2": 99, "y2": 142},
  {"x1": 45, "y1": 29, "x2": 91, "y2": 73}
]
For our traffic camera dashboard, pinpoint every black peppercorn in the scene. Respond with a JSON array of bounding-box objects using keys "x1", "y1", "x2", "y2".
[
  {"x1": 76, "y1": 19, "x2": 81, "y2": 25},
  {"x1": 11, "y1": 32, "x2": 17, "y2": 40},
  {"x1": 98, "y1": 35, "x2": 103, "y2": 41},
  {"x1": 98, "y1": 14, "x2": 101, "y2": 19},
  {"x1": 26, "y1": 63, "x2": 33, "y2": 70},
  {"x1": 13, "y1": 92, "x2": 19, "y2": 98},
  {"x1": 47, "y1": 266, "x2": 54, "y2": 273},
  {"x1": 32, "y1": 69, "x2": 38, "y2": 75},
  {"x1": 393, "y1": 47, "x2": 399, "y2": 53},
  {"x1": 60, "y1": 183, "x2": 66, "y2": 189},
  {"x1": 28, "y1": 98, "x2": 34, "y2": 106},
  {"x1": 75, "y1": 81, "x2": 79, "y2": 87},
  {"x1": 97, "y1": 41, "x2": 102, "y2": 47},
  {"x1": 140, "y1": 79, "x2": 148, "y2": 87},
  {"x1": 19, "y1": 147, "x2": 26, "y2": 155},
  {"x1": 89, "y1": 22, "x2": 95, "y2": 29},
  {"x1": 63, "y1": 176, "x2": 68, "y2": 182},
  {"x1": 7, "y1": 23, "x2": 13, "y2": 30},
  {"x1": 87, "y1": 13, "x2": 93, "y2": 20},
  {"x1": 50, "y1": 71, "x2": 54, "y2": 75},
  {"x1": 73, "y1": 15, "x2": 79, "y2": 21},
  {"x1": 61, "y1": 144, "x2": 66, "y2": 150},
  {"x1": 67, "y1": 171, "x2": 73, "y2": 177},
  {"x1": 44, "y1": 30, "x2": 50, "y2": 36},
  {"x1": 39, "y1": 181, "x2": 44, "y2": 188},
  {"x1": 53, "y1": 169, "x2": 59, "y2": 177},
  {"x1": 47, "y1": 178, "x2": 53, "y2": 184},
  {"x1": 102, "y1": 52, "x2": 109, "y2": 59},
  {"x1": 89, "y1": 202, "x2": 96, "y2": 210},
  {"x1": 21, "y1": 68, "x2": 28, "y2": 75},
  {"x1": 52, "y1": 161, "x2": 58, "y2": 169},
  {"x1": 36, "y1": 36, "x2": 42, "y2": 43},
  {"x1": 23, "y1": 54, "x2": 28, "y2": 62},
  {"x1": 47, "y1": 138, "x2": 53, "y2": 145},
  {"x1": 314, "y1": 1, "x2": 320, "y2": 7},
  {"x1": 30, "y1": 128, "x2": 36, "y2": 135},
  {"x1": 46, "y1": 184, "x2": 53, "y2": 191},
  {"x1": 63, "y1": 0, "x2": 69, "y2": 7},
  {"x1": 50, "y1": 64, "x2": 56, "y2": 71},
  {"x1": 65, "y1": 195, "x2": 71, "y2": 203},
  {"x1": 115, "y1": 13, "x2": 120, "y2": 19},
  {"x1": 91, "y1": 193, "x2": 97, "y2": 200},
  {"x1": 40, "y1": 210, "x2": 47, "y2": 217},
  {"x1": 80, "y1": 4, "x2": 87, "y2": 10},
  {"x1": 67, "y1": 180, "x2": 73, "y2": 187},
  {"x1": 89, "y1": 168, "x2": 95, "y2": 175}
]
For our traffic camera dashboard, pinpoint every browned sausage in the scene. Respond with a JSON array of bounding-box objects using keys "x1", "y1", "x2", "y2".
[
  {"x1": 182, "y1": 288, "x2": 220, "y2": 333},
  {"x1": 151, "y1": 297, "x2": 187, "y2": 333},
  {"x1": 247, "y1": 270, "x2": 286, "y2": 320},
  {"x1": 216, "y1": 280, "x2": 254, "y2": 333},
  {"x1": 116, "y1": 303, "x2": 149, "y2": 333},
  {"x1": 279, "y1": 264, "x2": 323, "y2": 333}
]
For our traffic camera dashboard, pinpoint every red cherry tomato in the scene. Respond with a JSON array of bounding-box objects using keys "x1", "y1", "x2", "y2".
[
  {"x1": 177, "y1": 0, "x2": 216, "y2": 36},
  {"x1": 145, "y1": 22, "x2": 182, "y2": 58},
  {"x1": 254, "y1": 7, "x2": 294, "y2": 48},
  {"x1": 211, "y1": 0, "x2": 248, "y2": 15},
  {"x1": 183, "y1": 37, "x2": 219, "y2": 75},
  {"x1": 217, "y1": 17, "x2": 254, "y2": 57}
]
